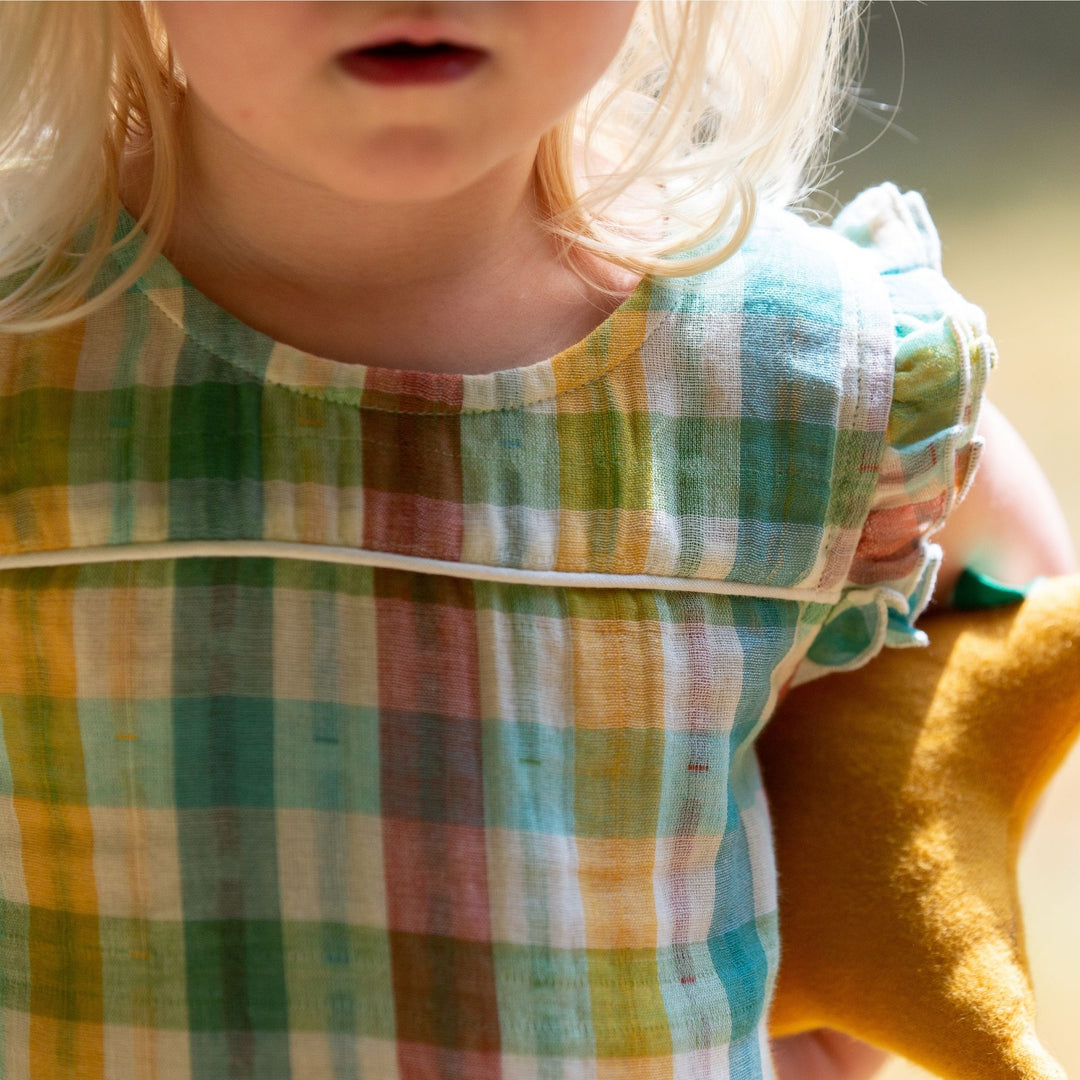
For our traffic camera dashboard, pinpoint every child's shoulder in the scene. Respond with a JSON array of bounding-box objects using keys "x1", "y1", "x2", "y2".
[
  {"x1": 751, "y1": 181, "x2": 940, "y2": 270},
  {"x1": 748, "y1": 182, "x2": 948, "y2": 271},
  {"x1": 652, "y1": 184, "x2": 939, "y2": 365},
  {"x1": 662, "y1": 182, "x2": 985, "y2": 368},
  {"x1": 666, "y1": 183, "x2": 937, "y2": 320}
]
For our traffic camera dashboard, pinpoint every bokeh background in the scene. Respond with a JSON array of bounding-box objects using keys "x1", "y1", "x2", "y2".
[{"x1": 816, "y1": 4, "x2": 1080, "y2": 1077}]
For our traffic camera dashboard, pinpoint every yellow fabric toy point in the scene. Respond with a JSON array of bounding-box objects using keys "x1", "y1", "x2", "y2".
[{"x1": 761, "y1": 573, "x2": 1080, "y2": 1080}]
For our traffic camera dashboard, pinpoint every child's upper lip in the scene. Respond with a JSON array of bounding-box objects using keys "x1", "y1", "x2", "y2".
[{"x1": 345, "y1": 18, "x2": 489, "y2": 54}]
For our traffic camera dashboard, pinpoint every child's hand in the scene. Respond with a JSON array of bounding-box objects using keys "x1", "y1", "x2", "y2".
[
  {"x1": 934, "y1": 400, "x2": 1076, "y2": 603},
  {"x1": 771, "y1": 1030, "x2": 889, "y2": 1080}
]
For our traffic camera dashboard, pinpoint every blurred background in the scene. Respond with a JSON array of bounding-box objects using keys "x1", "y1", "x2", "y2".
[{"x1": 816, "y1": 4, "x2": 1080, "y2": 1077}]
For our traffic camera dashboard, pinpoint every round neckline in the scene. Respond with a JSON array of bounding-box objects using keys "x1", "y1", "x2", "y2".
[{"x1": 110, "y1": 205, "x2": 664, "y2": 415}]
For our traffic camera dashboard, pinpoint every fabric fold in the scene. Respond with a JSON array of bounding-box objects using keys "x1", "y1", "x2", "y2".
[{"x1": 797, "y1": 184, "x2": 995, "y2": 679}]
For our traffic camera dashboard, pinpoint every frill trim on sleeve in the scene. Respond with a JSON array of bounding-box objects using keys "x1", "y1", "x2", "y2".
[{"x1": 796, "y1": 184, "x2": 996, "y2": 681}]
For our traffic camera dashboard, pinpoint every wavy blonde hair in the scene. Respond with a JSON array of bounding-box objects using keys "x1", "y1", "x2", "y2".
[{"x1": 0, "y1": 0, "x2": 862, "y2": 333}]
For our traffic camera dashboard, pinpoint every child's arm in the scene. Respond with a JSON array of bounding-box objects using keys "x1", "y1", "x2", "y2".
[
  {"x1": 772, "y1": 1030, "x2": 888, "y2": 1080},
  {"x1": 934, "y1": 399, "x2": 1077, "y2": 603}
]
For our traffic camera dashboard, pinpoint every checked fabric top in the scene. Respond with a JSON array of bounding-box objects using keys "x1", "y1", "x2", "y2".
[{"x1": 0, "y1": 184, "x2": 992, "y2": 1079}]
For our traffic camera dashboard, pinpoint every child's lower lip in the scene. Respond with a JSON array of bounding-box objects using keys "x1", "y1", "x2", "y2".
[{"x1": 338, "y1": 44, "x2": 488, "y2": 86}]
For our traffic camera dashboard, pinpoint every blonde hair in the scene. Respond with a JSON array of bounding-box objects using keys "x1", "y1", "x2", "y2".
[{"x1": 0, "y1": 0, "x2": 862, "y2": 334}]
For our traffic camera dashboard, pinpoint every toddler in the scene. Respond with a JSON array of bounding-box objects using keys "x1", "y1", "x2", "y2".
[{"x1": 0, "y1": 3, "x2": 1073, "y2": 1080}]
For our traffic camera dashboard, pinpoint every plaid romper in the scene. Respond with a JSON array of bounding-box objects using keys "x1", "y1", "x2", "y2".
[{"x1": 0, "y1": 184, "x2": 991, "y2": 1079}]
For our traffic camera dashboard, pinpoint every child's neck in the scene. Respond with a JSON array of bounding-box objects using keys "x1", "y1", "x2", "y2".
[{"x1": 120, "y1": 106, "x2": 641, "y2": 376}]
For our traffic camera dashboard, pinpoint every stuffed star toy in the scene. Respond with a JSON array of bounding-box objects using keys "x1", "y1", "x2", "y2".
[{"x1": 761, "y1": 572, "x2": 1080, "y2": 1080}]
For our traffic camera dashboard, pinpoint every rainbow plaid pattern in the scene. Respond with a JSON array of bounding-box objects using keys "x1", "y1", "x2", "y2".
[{"x1": 0, "y1": 185, "x2": 991, "y2": 1079}]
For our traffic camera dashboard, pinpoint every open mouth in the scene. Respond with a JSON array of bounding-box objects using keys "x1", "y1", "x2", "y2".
[{"x1": 339, "y1": 40, "x2": 488, "y2": 85}]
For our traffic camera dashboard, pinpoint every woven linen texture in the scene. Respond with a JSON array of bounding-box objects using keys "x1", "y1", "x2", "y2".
[{"x1": 0, "y1": 185, "x2": 990, "y2": 1079}]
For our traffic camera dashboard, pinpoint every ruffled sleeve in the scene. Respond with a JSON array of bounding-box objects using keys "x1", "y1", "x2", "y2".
[{"x1": 797, "y1": 184, "x2": 997, "y2": 680}]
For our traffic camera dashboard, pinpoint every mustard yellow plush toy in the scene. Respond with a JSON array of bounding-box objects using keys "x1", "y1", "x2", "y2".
[{"x1": 761, "y1": 573, "x2": 1080, "y2": 1080}]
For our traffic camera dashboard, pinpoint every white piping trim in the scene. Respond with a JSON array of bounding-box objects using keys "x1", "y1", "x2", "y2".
[{"x1": 0, "y1": 540, "x2": 843, "y2": 603}]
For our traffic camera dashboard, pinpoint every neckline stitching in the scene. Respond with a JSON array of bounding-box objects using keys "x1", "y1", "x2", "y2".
[{"x1": 121, "y1": 215, "x2": 676, "y2": 415}]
